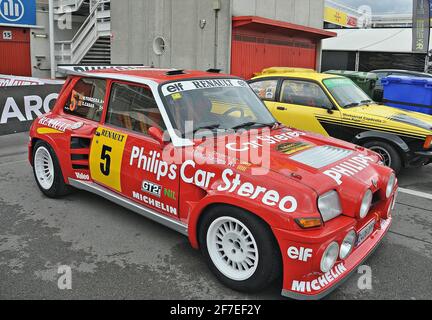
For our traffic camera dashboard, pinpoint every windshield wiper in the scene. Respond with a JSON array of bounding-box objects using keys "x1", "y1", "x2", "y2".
[
  {"x1": 343, "y1": 102, "x2": 360, "y2": 109},
  {"x1": 231, "y1": 121, "x2": 275, "y2": 130},
  {"x1": 360, "y1": 99, "x2": 373, "y2": 106},
  {"x1": 191, "y1": 124, "x2": 222, "y2": 134}
]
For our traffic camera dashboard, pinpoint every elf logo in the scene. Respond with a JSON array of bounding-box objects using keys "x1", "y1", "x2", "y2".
[
  {"x1": 0, "y1": 0, "x2": 25, "y2": 22},
  {"x1": 287, "y1": 246, "x2": 313, "y2": 262}
]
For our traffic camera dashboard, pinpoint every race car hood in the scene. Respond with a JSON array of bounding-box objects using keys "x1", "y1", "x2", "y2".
[
  {"x1": 195, "y1": 127, "x2": 385, "y2": 196},
  {"x1": 347, "y1": 104, "x2": 432, "y2": 132}
]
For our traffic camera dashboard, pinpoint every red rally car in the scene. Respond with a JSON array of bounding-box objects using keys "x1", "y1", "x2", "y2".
[{"x1": 28, "y1": 67, "x2": 398, "y2": 299}]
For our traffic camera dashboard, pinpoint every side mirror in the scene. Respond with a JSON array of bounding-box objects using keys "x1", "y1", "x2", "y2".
[
  {"x1": 148, "y1": 127, "x2": 165, "y2": 146},
  {"x1": 324, "y1": 105, "x2": 334, "y2": 114}
]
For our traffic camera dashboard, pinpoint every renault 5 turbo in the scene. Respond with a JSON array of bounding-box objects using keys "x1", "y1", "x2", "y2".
[{"x1": 29, "y1": 67, "x2": 397, "y2": 299}]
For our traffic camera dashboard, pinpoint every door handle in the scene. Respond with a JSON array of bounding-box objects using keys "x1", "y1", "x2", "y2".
[{"x1": 277, "y1": 106, "x2": 287, "y2": 111}]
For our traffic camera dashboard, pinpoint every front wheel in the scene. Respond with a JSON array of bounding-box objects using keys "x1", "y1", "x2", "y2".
[
  {"x1": 32, "y1": 141, "x2": 71, "y2": 198},
  {"x1": 199, "y1": 205, "x2": 281, "y2": 293},
  {"x1": 363, "y1": 140, "x2": 402, "y2": 174}
]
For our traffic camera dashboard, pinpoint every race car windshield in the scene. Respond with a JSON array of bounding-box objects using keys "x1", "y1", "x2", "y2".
[
  {"x1": 160, "y1": 78, "x2": 276, "y2": 136},
  {"x1": 323, "y1": 78, "x2": 373, "y2": 109}
]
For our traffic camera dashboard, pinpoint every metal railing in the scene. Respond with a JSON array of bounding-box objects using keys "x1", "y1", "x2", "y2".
[{"x1": 54, "y1": 0, "x2": 86, "y2": 14}]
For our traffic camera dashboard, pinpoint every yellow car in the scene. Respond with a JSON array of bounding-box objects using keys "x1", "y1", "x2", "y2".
[{"x1": 249, "y1": 68, "x2": 432, "y2": 173}]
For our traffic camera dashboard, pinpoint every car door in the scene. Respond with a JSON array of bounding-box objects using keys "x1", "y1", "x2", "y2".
[
  {"x1": 89, "y1": 81, "x2": 180, "y2": 219},
  {"x1": 62, "y1": 77, "x2": 107, "y2": 178},
  {"x1": 267, "y1": 79, "x2": 340, "y2": 136}
]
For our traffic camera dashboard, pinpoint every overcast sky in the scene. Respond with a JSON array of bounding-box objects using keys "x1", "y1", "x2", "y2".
[{"x1": 336, "y1": 0, "x2": 413, "y2": 14}]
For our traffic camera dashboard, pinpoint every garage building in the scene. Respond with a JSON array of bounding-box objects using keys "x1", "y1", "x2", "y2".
[{"x1": 111, "y1": 0, "x2": 335, "y2": 79}]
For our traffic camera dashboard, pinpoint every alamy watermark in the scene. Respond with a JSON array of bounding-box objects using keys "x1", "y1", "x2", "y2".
[
  {"x1": 57, "y1": 265, "x2": 72, "y2": 290},
  {"x1": 357, "y1": 265, "x2": 373, "y2": 290}
]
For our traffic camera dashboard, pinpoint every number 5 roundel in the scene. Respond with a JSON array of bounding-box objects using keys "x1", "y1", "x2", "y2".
[{"x1": 89, "y1": 127, "x2": 128, "y2": 192}]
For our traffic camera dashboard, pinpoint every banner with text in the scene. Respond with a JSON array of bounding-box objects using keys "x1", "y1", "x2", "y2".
[
  {"x1": 413, "y1": 0, "x2": 431, "y2": 53},
  {"x1": 0, "y1": 84, "x2": 62, "y2": 135}
]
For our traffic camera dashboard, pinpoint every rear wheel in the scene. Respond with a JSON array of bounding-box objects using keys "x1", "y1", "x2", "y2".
[
  {"x1": 32, "y1": 141, "x2": 71, "y2": 198},
  {"x1": 364, "y1": 140, "x2": 402, "y2": 174},
  {"x1": 199, "y1": 205, "x2": 281, "y2": 293}
]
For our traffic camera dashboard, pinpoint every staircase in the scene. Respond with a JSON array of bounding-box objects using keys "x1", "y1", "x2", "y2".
[
  {"x1": 81, "y1": 36, "x2": 111, "y2": 64},
  {"x1": 54, "y1": 0, "x2": 111, "y2": 67}
]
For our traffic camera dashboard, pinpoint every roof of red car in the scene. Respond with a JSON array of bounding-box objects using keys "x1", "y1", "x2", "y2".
[{"x1": 87, "y1": 67, "x2": 235, "y2": 83}]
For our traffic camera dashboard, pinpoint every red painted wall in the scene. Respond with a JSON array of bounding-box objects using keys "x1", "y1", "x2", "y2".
[
  {"x1": 0, "y1": 27, "x2": 31, "y2": 76},
  {"x1": 231, "y1": 28, "x2": 317, "y2": 79}
]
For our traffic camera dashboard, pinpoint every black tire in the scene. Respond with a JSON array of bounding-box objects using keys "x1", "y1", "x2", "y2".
[
  {"x1": 363, "y1": 140, "x2": 402, "y2": 174},
  {"x1": 32, "y1": 140, "x2": 71, "y2": 198},
  {"x1": 198, "y1": 205, "x2": 281, "y2": 293}
]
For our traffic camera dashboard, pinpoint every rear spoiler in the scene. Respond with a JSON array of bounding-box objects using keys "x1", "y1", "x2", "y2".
[{"x1": 57, "y1": 64, "x2": 148, "y2": 75}]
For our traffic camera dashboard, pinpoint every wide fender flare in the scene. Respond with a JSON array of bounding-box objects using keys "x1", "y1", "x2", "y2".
[
  {"x1": 187, "y1": 193, "x2": 290, "y2": 249},
  {"x1": 353, "y1": 131, "x2": 410, "y2": 153},
  {"x1": 31, "y1": 132, "x2": 71, "y2": 184}
]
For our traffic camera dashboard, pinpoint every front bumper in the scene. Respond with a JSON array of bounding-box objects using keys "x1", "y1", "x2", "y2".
[
  {"x1": 414, "y1": 150, "x2": 432, "y2": 159},
  {"x1": 406, "y1": 150, "x2": 432, "y2": 167},
  {"x1": 274, "y1": 201, "x2": 393, "y2": 300}
]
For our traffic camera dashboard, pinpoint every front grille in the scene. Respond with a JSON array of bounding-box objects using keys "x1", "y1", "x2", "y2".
[{"x1": 290, "y1": 146, "x2": 353, "y2": 169}]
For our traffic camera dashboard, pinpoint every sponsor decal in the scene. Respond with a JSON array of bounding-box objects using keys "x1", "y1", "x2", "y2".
[
  {"x1": 141, "y1": 180, "x2": 162, "y2": 198},
  {"x1": 130, "y1": 146, "x2": 177, "y2": 182},
  {"x1": 341, "y1": 114, "x2": 385, "y2": 124},
  {"x1": 132, "y1": 191, "x2": 177, "y2": 216},
  {"x1": 38, "y1": 116, "x2": 72, "y2": 132},
  {"x1": 164, "y1": 188, "x2": 176, "y2": 200},
  {"x1": 287, "y1": 246, "x2": 313, "y2": 262},
  {"x1": 100, "y1": 128, "x2": 126, "y2": 142},
  {"x1": 277, "y1": 142, "x2": 312, "y2": 155},
  {"x1": 323, "y1": 155, "x2": 375, "y2": 185},
  {"x1": 130, "y1": 148, "x2": 298, "y2": 214},
  {"x1": 217, "y1": 168, "x2": 298, "y2": 213},
  {"x1": 161, "y1": 79, "x2": 247, "y2": 96},
  {"x1": 57, "y1": 65, "x2": 159, "y2": 74},
  {"x1": 66, "y1": 91, "x2": 104, "y2": 113},
  {"x1": 89, "y1": 127, "x2": 128, "y2": 192},
  {"x1": 236, "y1": 162, "x2": 252, "y2": 172},
  {"x1": 180, "y1": 160, "x2": 216, "y2": 188},
  {"x1": 291, "y1": 263, "x2": 347, "y2": 293},
  {"x1": 75, "y1": 172, "x2": 90, "y2": 181},
  {"x1": 226, "y1": 131, "x2": 306, "y2": 152}
]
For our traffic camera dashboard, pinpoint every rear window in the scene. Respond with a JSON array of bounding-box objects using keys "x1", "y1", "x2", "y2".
[
  {"x1": 64, "y1": 78, "x2": 106, "y2": 121},
  {"x1": 249, "y1": 80, "x2": 278, "y2": 101}
]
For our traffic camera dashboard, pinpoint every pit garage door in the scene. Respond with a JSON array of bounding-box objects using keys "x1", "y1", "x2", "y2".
[
  {"x1": 231, "y1": 16, "x2": 336, "y2": 79},
  {"x1": 0, "y1": 27, "x2": 31, "y2": 76},
  {"x1": 232, "y1": 34, "x2": 317, "y2": 79}
]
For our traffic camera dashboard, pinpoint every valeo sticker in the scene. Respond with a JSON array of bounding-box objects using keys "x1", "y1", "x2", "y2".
[{"x1": 89, "y1": 127, "x2": 128, "y2": 192}]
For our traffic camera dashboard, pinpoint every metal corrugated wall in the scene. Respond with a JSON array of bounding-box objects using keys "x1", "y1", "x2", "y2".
[
  {"x1": 0, "y1": 27, "x2": 31, "y2": 76},
  {"x1": 231, "y1": 31, "x2": 317, "y2": 79}
]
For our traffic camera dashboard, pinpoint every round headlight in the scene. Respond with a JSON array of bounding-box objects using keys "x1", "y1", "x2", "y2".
[
  {"x1": 359, "y1": 190, "x2": 373, "y2": 219},
  {"x1": 386, "y1": 173, "x2": 396, "y2": 198},
  {"x1": 320, "y1": 242, "x2": 339, "y2": 273},
  {"x1": 340, "y1": 231, "x2": 357, "y2": 259}
]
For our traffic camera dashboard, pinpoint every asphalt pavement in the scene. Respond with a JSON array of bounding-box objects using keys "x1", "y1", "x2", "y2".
[{"x1": 0, "y1": 132, "x2": 431, "y2": 300}]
